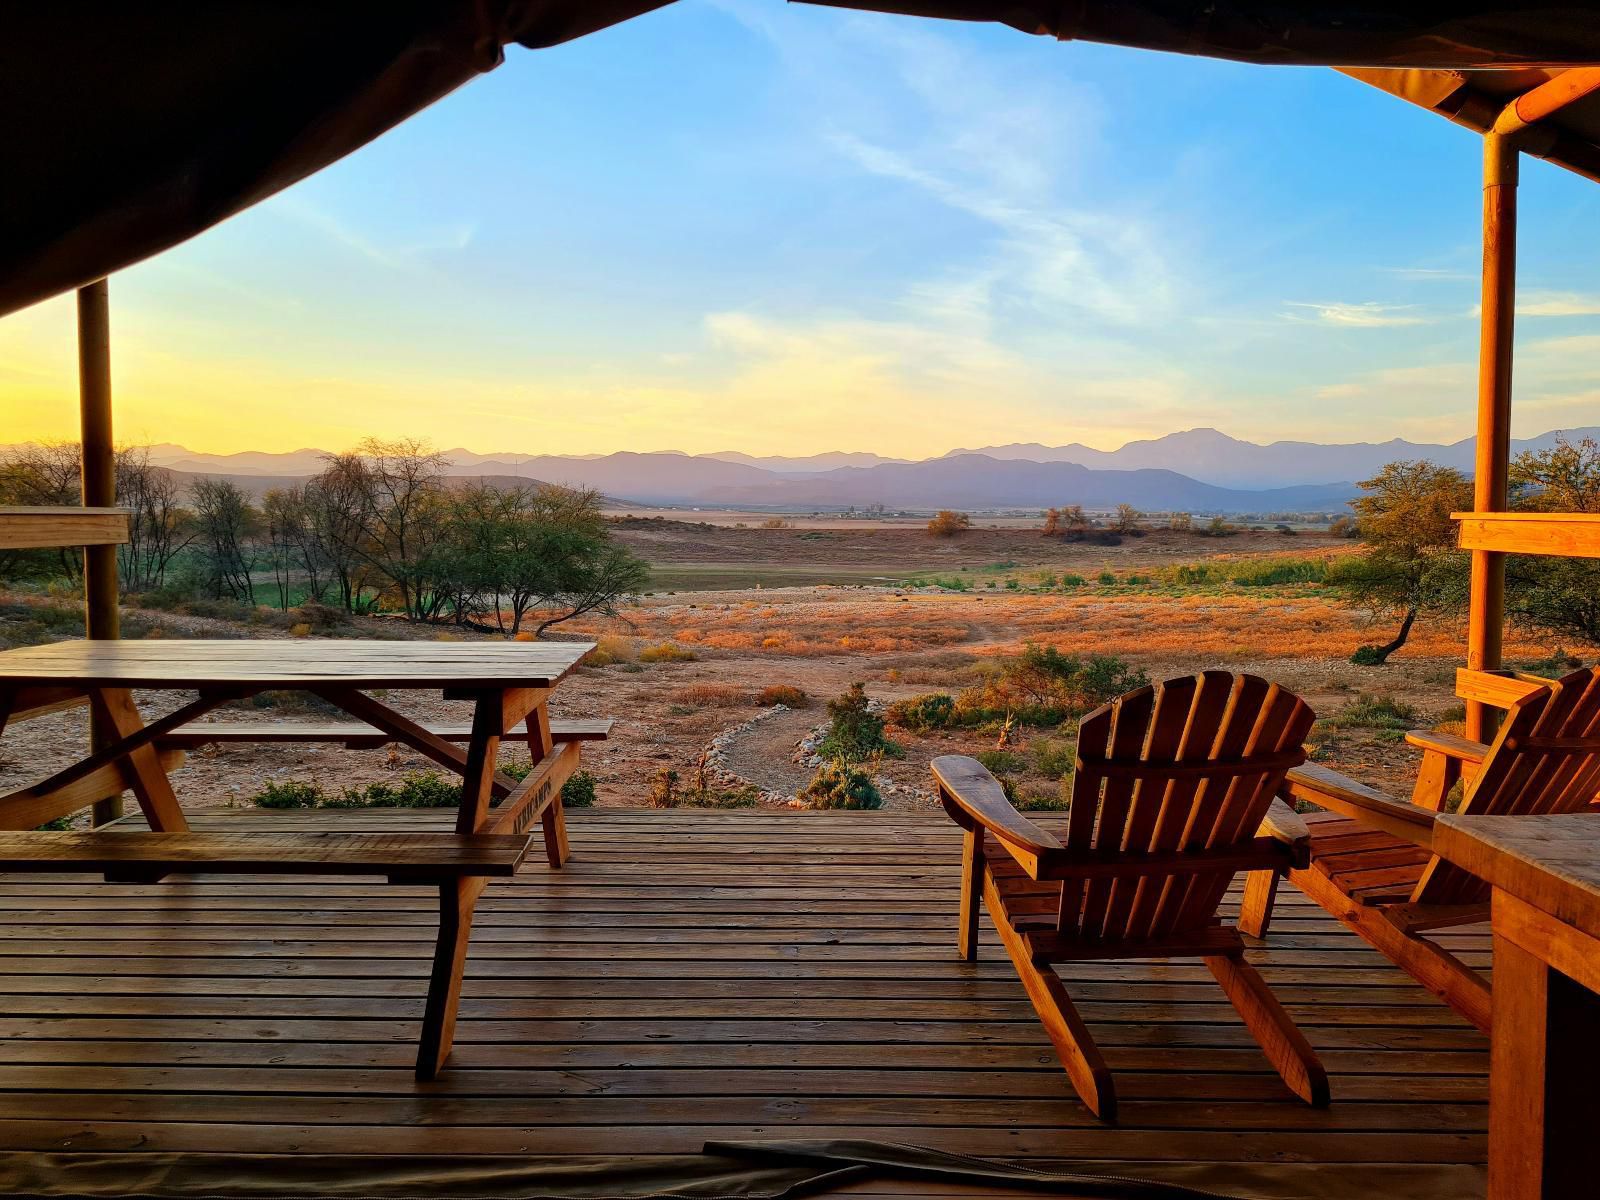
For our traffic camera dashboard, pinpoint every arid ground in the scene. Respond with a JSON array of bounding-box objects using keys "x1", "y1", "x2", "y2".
[{"x1": 0, "y1": 524, "x2": 1578, "y2": 817}]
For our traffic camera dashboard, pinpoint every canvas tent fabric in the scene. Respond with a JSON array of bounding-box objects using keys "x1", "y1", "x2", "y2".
[
  {"x1": 0, "y1": 1, "x2": 670, "y2": 320},
  {"x1": 4, "y1": 2, "x2": 1600, "y2": 321},
  {"x1": 0, "y1": 1141, "x2": 1487, "y2": 1198}
]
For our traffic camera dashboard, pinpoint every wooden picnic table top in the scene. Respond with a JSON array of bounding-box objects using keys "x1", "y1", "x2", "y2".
[
  {"x1": 0, "y1": 638, "x2": 594, "y2": 690},
  {"x1": 1435, "y1": 812, "x2": 1600, "y2": 938}
]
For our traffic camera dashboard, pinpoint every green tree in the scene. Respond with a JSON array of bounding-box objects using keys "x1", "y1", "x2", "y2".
[
  {"x1": 1328, "y1": 460, "x2": 1472, "y2": 665},
  {"x1": 1506, "y1": 435, "x2": 1600, "y2": 645}
]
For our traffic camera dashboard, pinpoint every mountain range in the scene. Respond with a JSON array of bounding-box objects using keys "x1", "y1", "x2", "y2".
[{"x1": 49, "y1": 425, "x2": 1598, "y2": 514}]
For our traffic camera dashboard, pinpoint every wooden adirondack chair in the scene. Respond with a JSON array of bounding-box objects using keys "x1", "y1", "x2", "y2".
[
  {"x1": 1240, "y1": 665, "x2": 1600, "y2": 1034},
  {"x1": 933, "y1": 671, "x2": 1328, "y2": 1122}
]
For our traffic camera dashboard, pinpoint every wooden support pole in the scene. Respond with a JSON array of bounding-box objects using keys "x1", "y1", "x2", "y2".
[
  {"x1": 1466, "y1": 134, "x2": 1517, "y2": 745},
  {"x1": 77, "y1": 279, "x2": 122, "y2": 826}
]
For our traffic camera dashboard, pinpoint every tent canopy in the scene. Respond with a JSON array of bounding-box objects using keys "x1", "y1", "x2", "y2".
[{"x1": 3, "y1": 2, "x2": 1599, "y2": 319}]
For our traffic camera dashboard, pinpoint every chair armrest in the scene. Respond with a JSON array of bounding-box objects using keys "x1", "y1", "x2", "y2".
[
  {"x1": 931, "y1": 755, "x2": 1061, "y2": 877},
  {"x1": 1285, "y1": 764, "x2": 1436, "y2": 850},
  {"x1": 1258, "y1": 798, "x2": 1311, "y2": 869},
  {"x1": 1404, "y1": 729, "x2": 1490, "y2": 765}
]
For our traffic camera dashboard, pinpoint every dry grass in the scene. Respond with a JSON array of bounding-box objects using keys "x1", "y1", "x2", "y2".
[
  {"x1": 672, "y1": 683, "x2": 751, "y2": 708},
  {"x1": 571, "y1": 591, "x2": 1556, "y2": 664}
]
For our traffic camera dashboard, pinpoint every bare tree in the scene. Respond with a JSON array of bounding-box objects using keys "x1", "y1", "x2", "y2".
[
  {"x1": 190, "y1": 477, "x2": 259, "y2": 601},
  {"x1": 116, "y1": 448, "x2": 191, "y2": 592}
]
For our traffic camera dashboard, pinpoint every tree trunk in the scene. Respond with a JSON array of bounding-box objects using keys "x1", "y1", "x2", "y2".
[{"x1": 1369, "y1": 606, "x2": 1419, "y2": 664}]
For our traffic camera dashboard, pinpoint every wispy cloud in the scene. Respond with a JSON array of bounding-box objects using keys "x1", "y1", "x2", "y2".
[
  {"x1": 1517, "y1": 290, "x2": 1600, "y2": 317},
  {"x1": 271, "y1": 196, "x2": 475, "y2": 273},
  {"x1": 1284, "y1": 301, "x2": 1430, "y2": 328}
]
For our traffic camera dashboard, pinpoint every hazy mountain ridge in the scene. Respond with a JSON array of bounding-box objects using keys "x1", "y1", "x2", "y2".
[
  {"x1": 15, "y1": 424, "x2": 1592, "y2": 513},
  {"x1": 945, "y1": 426, "x2": 1600, "y2": 489}
]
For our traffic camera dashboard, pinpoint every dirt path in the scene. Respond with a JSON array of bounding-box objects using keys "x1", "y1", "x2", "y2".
[{"x1": 716, "y1": 705, "x2": 818, "y2": 799}]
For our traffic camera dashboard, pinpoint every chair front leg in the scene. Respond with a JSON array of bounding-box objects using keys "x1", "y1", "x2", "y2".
[
  {"x1": 958, "y1": 825, "x2": 984, "y2": 961},
  {"x1": 1239, "y1": 868, "x2": 1280, "y2": 939}
]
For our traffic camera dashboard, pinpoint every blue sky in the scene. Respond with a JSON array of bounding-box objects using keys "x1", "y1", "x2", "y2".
[{"x1": 4, "y1": 0, "x2": 1599, "y2": 457}]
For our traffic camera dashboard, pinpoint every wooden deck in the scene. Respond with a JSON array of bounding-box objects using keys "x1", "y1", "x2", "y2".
[{"x1": 0, "y1": 808, "x2": 1488, "y2": 1197}]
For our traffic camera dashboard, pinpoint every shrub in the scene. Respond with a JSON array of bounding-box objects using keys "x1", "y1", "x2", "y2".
[
  {"x1": 1031, "y1": 735, "x2": 1076, "y2": 777},
  {"x1": 252, "y1": 780, "x2": 323, "y2": 809},
  {"x1": 798, "y1": 759, "x2": 883, "y2": 810},
  {"x1": 585, "y1": 635, "x2": 636, "y2": 667},
  {"x1": 1017, "y1": 785, "x2": 1071, "y2": 812},
  {"x1": 1328, "y1": 694, "x2": 1418, "y2": 731},
  {"x1": 391, "y1": 772, "x2": 462, "y2": 807},
  {"x1": 761, "y1": 517, "x2": 790, "y2": 529},
  {"x1": 886, "y1": 692, "x2": 955, "y2": 732},
  {"x1": 1348, "y1": 644, "x2": 1387, "y2": 666},
  {"x1": 955, "y1": 646, "x2": 1148, "y2": 727},
  {"x1": 1228, "y1": 557, "x2": 1327, "y2": 587},
  {"x1": 1058, "y1": 573, "x2": 1085, "y2": 588},
  {"x1": 759, "y1": 684, "x2": 809, "y2": 708},
  {"x1": 818, "y1": 682, "x2": 900, "y2": 762},
  {"x1": 638, "y1": 641, "x2": 696, "y2": 663},
  {"x1": 648, "y1": 768, "x2": 681, "y2": 808},
  {"x1": 927, "y1": 510, "x2": 971, "y2": 537},
  {"x1": 561, "y1": 770, "x2": 597, "y2": 808},
  {"x1": 672, "y1": 683, "x2": 750, "y2": 708},
  {"x1": 1097, "y1": 571, "x2": 1116, "y2": 586},
  {"x1": 975, "y1": 749, "x2": 1027, "y2": 774}
]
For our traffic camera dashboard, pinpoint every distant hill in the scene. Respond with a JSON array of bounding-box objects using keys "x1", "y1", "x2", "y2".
[
  {"x1": 695, "y1": 455, "x2": 1358, "y2": 513},
  {"x1": 945, "y1": 426, "x2": 1600, "y2": 489},
  {"x1": 22, "y1": 422, "x2": 1589, "y2": 513},
  {"x1": 703, "y1": 450, "x2": 909, "y2": 473}
]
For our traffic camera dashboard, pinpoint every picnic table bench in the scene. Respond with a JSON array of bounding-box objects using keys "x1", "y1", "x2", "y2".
[{"x1": 0, "y1": 638, "x2": 601, "y2": 1078}]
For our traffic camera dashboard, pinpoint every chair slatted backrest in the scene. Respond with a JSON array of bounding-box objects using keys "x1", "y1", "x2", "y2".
[
  {"x1": 1415, "y1": 665, "x2": 1600, "y2": 905},
  {"x1": 1060, "y1": 671, "x2": 1314, "y2": 943}
]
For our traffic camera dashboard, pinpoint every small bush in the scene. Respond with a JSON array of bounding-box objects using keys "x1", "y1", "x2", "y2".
[
  {"x1": 818, "y1": 682, "x2": 900, "y2": 762},
  {"x1": 927, "y1": 510, "x2": 971, "y2": 537},
  {"x1": 759, "y1": 684, "x2": 809, "y2": 708},
  {"x1": 886, "y1": 692, "x2": 955, "y2": 732},
  {"x1": 1328, "y1": 694, "x2": 1418, "y2": 731},
  {"x1": 1097, "y1": 571, "x2": 1116, "y2": 586},
  {"x1": 1228, "y1": 557, "x2": 1327, "y2": 587},
  {"x1": 1348, "y1": 645, "x2": 1387, "y2": 667},
  {"x1": 585, "y1": 634, "x2": 636, "y2": 666},
  {"x1": 252, "y1": 780, "x2": 323, "y2": 809},
  {"x1": 672, "y1": 683, "x2": 750, "y2": 708},
  {"x1": 975, "y1": 749, "x2": 1027, "y2": 774},
  {"x1": 562, "y1": 770, "x2": 597, "y2": 808},
  {"x1": 799, "y1": 759, "x2": 883, "y2": 810},
  {"x1": 1017, "y1": 785, "x2": 1071, "y2": 812},
  {"x1": 1058, "y1": 574, "x2": 1085, "y2": 588},
  {"x1": 648, "y1": 768, "x2": 681, "y2": 808},
  {"x1": 1031, "y1": 736, "x2": 1076, "y2": 777},
  {"x1": 639, "y1": 641, "x2": 697, "y2": 663}
]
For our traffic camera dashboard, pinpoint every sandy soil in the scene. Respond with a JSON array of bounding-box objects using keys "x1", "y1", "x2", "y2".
[{"x1": 0, "y1": 590, "x2": 1506, "y2": 819}]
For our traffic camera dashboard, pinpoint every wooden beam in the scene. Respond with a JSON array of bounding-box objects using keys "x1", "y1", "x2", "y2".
[
  {"x1": 78, "y1": 278, "x2": 122, "y2": 827},
  {"x1": 0, "y1": 508, "x2": 129, "y2": 551},
  {"x1": 1455, "y1": 511, "x2": 1600, "y2": 559},
  {"x1": 1456, "y1": 668, "x2": 1553, "y2": 710},
  {"x1": 1466, "y1": 132, "x2": 1517, "y2": 745}
]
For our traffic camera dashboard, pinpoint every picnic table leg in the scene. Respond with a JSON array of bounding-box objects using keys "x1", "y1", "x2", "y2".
[
  {"x1": 89, "y1": 688, "x2": 189, "y2": 832},
  {"x1": 416, "y1": 875, "x2": 486, "y2": 1080},
  {"x1": 526, "y1": 703, "x2": 568, "y2": 866},
  {"x1": 417, "y1": 692, "x2": 505, "y2": 1078}
]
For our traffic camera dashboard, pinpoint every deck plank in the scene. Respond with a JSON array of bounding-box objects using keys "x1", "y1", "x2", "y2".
[{"x1": 0, "y1": 808, "x2": 1488, "y2": 1197}]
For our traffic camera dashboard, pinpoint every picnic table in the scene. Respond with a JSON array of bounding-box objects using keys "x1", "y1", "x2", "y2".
[
  {"x1": 1435, "y1": 812, "x2": 1600, "y2": 1200},
  {"x1": 0, "y1": 637, "x2": 596, "y2": 1076}
]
